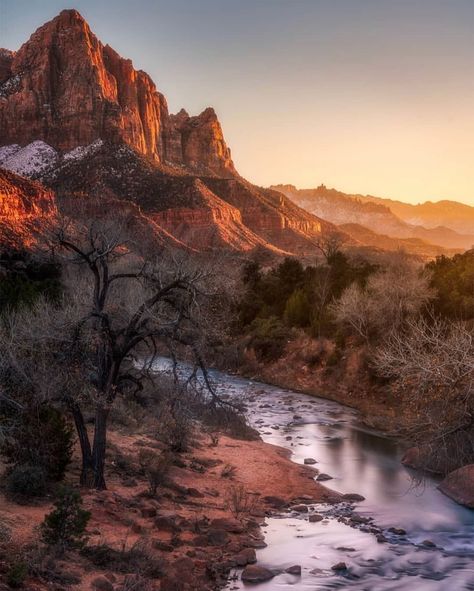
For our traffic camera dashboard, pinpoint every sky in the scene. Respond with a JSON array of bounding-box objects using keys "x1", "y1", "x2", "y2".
[{"x1": 1, "y1": 0, "x2": 473, "y2": 205}]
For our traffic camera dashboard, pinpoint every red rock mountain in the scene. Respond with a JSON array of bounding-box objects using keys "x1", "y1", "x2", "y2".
[{"x1": 0, "y1": 9, "x2": 235, "y2": 177}]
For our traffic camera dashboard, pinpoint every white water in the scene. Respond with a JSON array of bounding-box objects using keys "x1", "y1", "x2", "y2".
[{"x1": 153, "y1": 359, "x2": 474, "y2": 590}]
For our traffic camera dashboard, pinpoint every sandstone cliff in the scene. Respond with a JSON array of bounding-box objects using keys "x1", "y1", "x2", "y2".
[{"x1": 0, "y1": 167, "x2": 57, "y2": 245}]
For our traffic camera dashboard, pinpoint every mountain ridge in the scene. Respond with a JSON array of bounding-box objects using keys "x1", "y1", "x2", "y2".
[{"x1": 271, "y1": 184, "x2": 474, "y2": 251}]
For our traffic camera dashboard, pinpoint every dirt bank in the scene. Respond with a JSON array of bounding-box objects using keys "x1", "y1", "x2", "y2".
[
  {"x1": 0, "y1": 427, "x2": 339, "y2": 591},
  {"x1": 226, "y1": 334, "x2": 415, "y2": 436}
]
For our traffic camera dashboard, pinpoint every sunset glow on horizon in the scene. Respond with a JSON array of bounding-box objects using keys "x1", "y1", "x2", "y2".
[{"x1": 1, "y1": 0, "x2": 473, "y2": 206}]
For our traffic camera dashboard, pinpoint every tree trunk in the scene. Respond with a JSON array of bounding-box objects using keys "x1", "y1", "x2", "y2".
[
  {"x1": 70, "y1": 402, "x2": 93, "y2": 487},
  {"x1": 92, "y1": 404, "x2": 109, "y2": 490}
]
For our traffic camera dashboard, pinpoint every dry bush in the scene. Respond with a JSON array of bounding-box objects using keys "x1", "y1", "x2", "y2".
[
  {"x1": 138, "y1": 449, "x2": 173, "y2": 496},
  {"x1": 207, "y1": 429, "x2": 220, "y2": 447},
  {"x1": 110, "y1": 398, "x2": 148, "y2": 432},
  {"x1": 122, "y1": 574, "x2": 156, "y2": 591},
  {"x1": 155, "y1": 399, "x2": 193, "y2": 453},
  {"x1": 224, "y1": 484, "x2": 260, "y2": 519},
  {"x1": 82, "y1": 538, "x2": 164, "y2": 578},
  {"x1": 220, "y1": 463, "x2": 237, "y2": 478}
]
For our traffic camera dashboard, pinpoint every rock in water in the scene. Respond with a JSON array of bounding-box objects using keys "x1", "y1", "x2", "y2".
[
  {"x1": 439, "y1": 465, "x2": 474, "y2": 508},
  {"x1": 241, "y1": 565, "x2": 275, "y2": 583}
]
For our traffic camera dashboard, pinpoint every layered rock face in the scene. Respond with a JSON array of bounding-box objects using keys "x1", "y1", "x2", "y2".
[
  {"x1": 0, "y1": 167, "x2": 57, "y2": 244},
  {"x1": 0, "y1": 10, "x2": 235, "y2": 176}
]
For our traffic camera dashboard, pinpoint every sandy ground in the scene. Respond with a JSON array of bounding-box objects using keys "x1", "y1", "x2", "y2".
[{"x1": 0, "y1": 427, "x2": 339, "y2": 591}]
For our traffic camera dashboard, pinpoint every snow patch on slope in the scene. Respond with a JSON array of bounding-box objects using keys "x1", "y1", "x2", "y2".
[
  {"x1": 63, "y1": 139, "x2": 104, "y2": 162},
  {"x1": 0, "y1": 141, "x2": 58, "y2": 177},
  {"x1": 0, "y1": 140, "x2": 105, "y2": 178},
  {"x1": 0, "y1": 144, "x2": 21, "y2": 163}
]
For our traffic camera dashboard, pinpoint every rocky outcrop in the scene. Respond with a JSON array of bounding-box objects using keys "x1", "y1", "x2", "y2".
[
  {"x1": 0, "y1": 49, "x2": 14, "y2": 85},
  {"x1": 439, "y1": 465, "x2": 474, "y2": 508},
  {"x1": 0, "y1": 167, "x2": 57, "y2": 245},
  {"x1": 167, "y1": 108, "x2": 234, "y2": 176},
  {"x1": 0, "y1": 10, "x2": 235, "y2": 176}
]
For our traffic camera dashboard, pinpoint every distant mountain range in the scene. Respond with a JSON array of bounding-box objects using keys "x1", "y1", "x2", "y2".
[{"x1": 271, "y1": 184, "x2": 474, "y2": 253}]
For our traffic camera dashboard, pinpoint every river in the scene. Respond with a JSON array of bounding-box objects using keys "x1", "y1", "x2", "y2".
[{"x1": 153, "y1": 359, "x2": 474, "y2": 590}]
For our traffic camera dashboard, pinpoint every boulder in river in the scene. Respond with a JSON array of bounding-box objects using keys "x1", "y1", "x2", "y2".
[
  {"x1": 439, "y1": 465, "x2": 474, "y2": 508},
  {"x1": 241, "y1": 565, "x2": 275, "y2": 583},
  {"x1": 388, "y1": 527, "x2": 406, "y2": 535},
  {"x1": 304, "y1": 458, "x2": 317, "y2": 465},
  {"x1": 342, "y1": 493, "x2": 365, "y2": 502},
  {"x1": 308, "y1": 513, "x2": 324, "y2": 522},
  {"x1": 291, "y1": 504, "x2": 309, "y2": 513},
  {"x1": 285, "y1": 565, "x2": 301, "y2": 575}
]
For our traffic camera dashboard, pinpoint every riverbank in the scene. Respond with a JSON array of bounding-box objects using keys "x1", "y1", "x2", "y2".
[
  {"x1": 222, "y1": 333, "x2": 415, "y2": 437},
  {"x1": 0, "y1": 424, "x2": 339, "y2": 591}
]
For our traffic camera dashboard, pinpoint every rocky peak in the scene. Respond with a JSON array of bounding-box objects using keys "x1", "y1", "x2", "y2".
[
  {"x1": 0, "y1": 10, "x2": 235, "y2": 177},
  {"x1": 167, "y1": 107, "x2": 235, "y2": 176}
]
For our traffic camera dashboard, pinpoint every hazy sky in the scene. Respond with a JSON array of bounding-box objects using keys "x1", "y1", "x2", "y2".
[{"x1": 1, "y1": 0, "x2": 473, "y2": 205}]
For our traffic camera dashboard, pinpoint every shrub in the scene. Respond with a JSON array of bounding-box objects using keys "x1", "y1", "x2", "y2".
[
  {"x1": 6, "y1": 561, "x2": 28, "y2": 588},
  {"x1": 6, "y1": 464, "x2": 47, "y2": 498},
  {"x1": 224, "y1": 484, "x2": 260, "y2": 519},
  {"x1": 249, "y1": 316, "x2": 288, "y2": 362},
  {"x1": 82, "y1": 539, "x2": 164, "y2": 577},
  {"x1": 40, "y1": 486, "x2": 90, "y2": 551},
  {"x1": 138, "y1": 449, "x2": 173, "y2": 496},
  {"x1": 284, "y1": 288, "x2": 311, "y2": 327},
  {"x1": 156, "y1": 401, "x2": 192, "y2": 453}
]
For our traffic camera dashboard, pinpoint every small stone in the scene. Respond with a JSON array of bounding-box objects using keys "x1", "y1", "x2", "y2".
[
  {"x1": 291, "y1": 504, "x2": 309, "y2": 513},
  {"x1": 308, "y1": 513, "x2": 324, "y2": 523},
  {"x1": 331, "y1": 562, "x2": 348, "y2": 572},
  {"x1": 153, "y1": 540, "x2": 174, "y2": 552},
  {"x1": 141, "y1": 507, "x2": 157, "y2": 518},
  {"x1": 233, "y1": 548, "x2": 257, "y2": 566},
  {"x1": 316, "y1": 473, "x2": 333, "y2": 481},
  {"x1": 342, "y1": 493, "x2": 366, "y2": 502},
  {"x1": 187, "y1": 487, "x2": 205, "y2": 498},
  {"x1": 285, "y1": 565, "x2": 301, "y2": 575},
  {"x1": 263, "y1": 495, "x2": 287, "y2": 509},
  {"x1": 207, "y1": 528, "x2": 230, "y2": 546},
  {"x1": 304, "y1": 458, "x2": 317, "y2": 465},
  {"x1": 91, "y1": 577, "x2": 114, "y2": 591},
  {"x1": 209, "y1": 517, "x2": 244, "y2": 533},
  {"x1": 376, "y1": 534, "x2": 388, "y2": 543},
  {"x1": 422, "y1": 539, "x2": 436, "y2": 548},
  {"x1": 388, "y1": 527, "x2": 406, "y2": 536}
]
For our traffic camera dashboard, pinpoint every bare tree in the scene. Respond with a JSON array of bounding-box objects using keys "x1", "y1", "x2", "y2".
[
  {"x1": 331, "y1": 253, "x2": 433, "y2": 341},
  {"x1": 373, "y1": 315, "x2": 474, "y2": 469},
  {"x1": 313, "y1": 232, "x2": 346, "y2": 263},
  {"x1": 0, "y1": 217, "x2": 229, "y2": 489}
]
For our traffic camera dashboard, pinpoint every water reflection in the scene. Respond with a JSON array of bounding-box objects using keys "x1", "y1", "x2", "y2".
[{"x1": 150, "y1": 358, "x2": 474, "y2": 589}]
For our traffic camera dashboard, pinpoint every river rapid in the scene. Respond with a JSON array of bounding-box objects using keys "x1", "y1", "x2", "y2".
[{"x1": 153, "y1": 359, "x2": 474, "y2": 590}]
